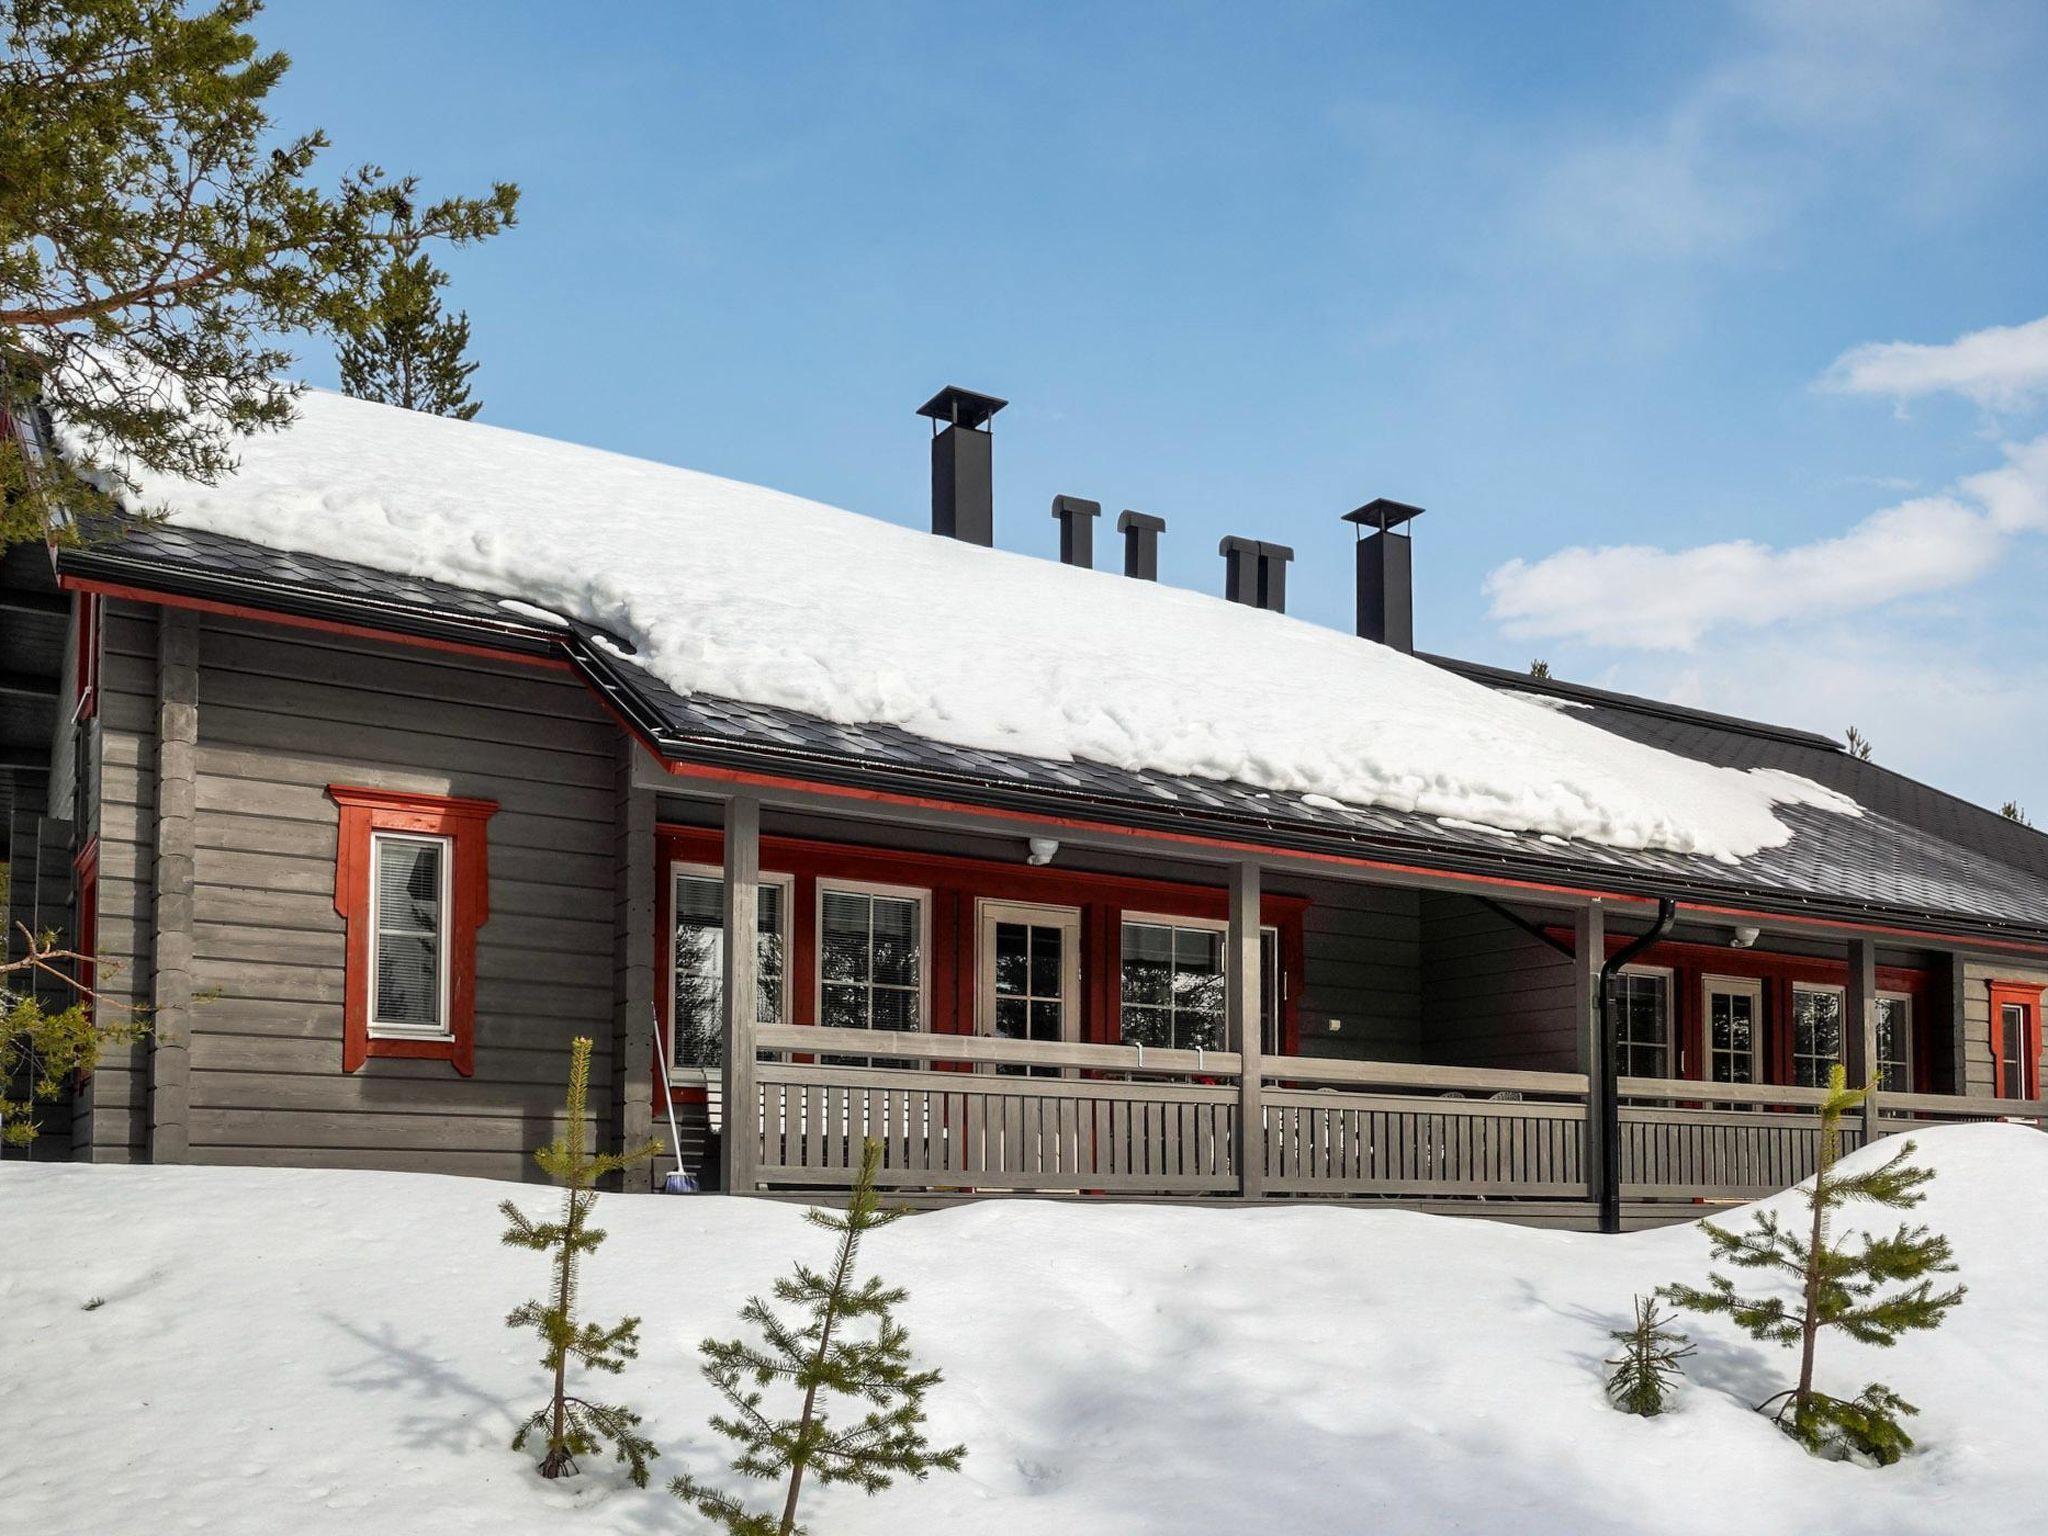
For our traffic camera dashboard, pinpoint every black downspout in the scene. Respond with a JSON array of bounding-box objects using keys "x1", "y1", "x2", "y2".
[{"x1": 1598, "y1": 898, "x2": 1678, "y2": 1234}]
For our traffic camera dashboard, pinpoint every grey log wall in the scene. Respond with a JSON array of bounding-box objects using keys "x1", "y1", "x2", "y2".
[{"x1": 79, "y1": 603, "x2": 626, "y2": 1178}]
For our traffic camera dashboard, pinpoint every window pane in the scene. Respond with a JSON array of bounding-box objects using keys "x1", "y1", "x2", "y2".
[
  {"x1": 373, "y1": 838, "x2": 443, "y2": 1028},
  {"x1": 376, "y1": 931, "x2": 439, "y2": 1025},
  {"x1": 1029, "y1": 924, "x2": 1062, "y2": 998},
  {"x1": 994, "y1": 922, "x2": 1029, "y2": 996},
  {"x1": 871, "y1": 897, "x2": 920, "y2": 988},
  {"x1": 993, "y1": 996, "x2": 1028, "y2": 1042},
  {"x1": 871, "y1": 986, "x2": 917, "y2": 1034},
  {"x1": 377, "y1": 839, "x2": 441, "y2": 934},
  {"x1": 1028, "y1": 998, "x2": 1062, "y2": 1045},
  {"x1": 1121, "y1": 924, "x2": 1173, "y2": 1008},
  {"x1": 1123, "y1": 1006, "x2": 1171, "y2": 1049}
]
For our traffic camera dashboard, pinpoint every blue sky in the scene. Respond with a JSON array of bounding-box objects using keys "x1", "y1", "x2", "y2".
[{"x1": 264, "y1": 0, "x2": 2048, "y2": 813}]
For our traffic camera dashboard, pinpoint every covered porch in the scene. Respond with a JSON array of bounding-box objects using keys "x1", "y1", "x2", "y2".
[{"x1": 642, "y1": 772, "x2": 2048, "y2": 1231}]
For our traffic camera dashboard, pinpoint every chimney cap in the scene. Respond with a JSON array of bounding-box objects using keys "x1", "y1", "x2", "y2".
[
  {"x1": 1218, "y1": 534, "x2": 1262, "y2": 556},
  {"x1": 1258, "y1": 539, "x2": 1295, "y2": 562},
  {"x1": 916, "y1": 386, "x2": 1007, "y2": 432},
  {"x1": 1050, "y1": 494, "x2": 1102, "y2": 521},
  {"x1": 1343, "y1": 498, "x2": 1425, "y2": 533},
  {"x1": 1117, "y1": 509, "x2": 1166, "y2": 534}
]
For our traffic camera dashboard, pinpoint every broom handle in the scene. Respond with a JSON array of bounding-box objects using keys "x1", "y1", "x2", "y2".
[{"x1": 651, "y1": 1003, "x2": 685, "y2": 1174}]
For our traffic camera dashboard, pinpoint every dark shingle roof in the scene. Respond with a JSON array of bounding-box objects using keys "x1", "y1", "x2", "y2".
[{"x1": 59, "y1": 519, "x2": 2048, "y2": 944}]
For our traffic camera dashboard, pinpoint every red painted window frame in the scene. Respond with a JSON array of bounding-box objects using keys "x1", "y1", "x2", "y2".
[
  {"x1": 73, "y1": 592, "x2": 100, "y2": 721},
  {"x1": 1987, "y1": 980, "x2": 2042, "y2": 1100},
  {"x1": 653, "y1": 825, "x2": 1307, "y2": 1105},
  {"x1": 328, "y1": 786, "x2": 497, "y2": 1075}
]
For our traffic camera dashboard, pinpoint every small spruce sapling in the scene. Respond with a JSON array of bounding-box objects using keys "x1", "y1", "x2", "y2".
[
  {"x1": 501, "y1": 1035, "x2": 662, "y2": 1483},
  {"x1": 1605, "y1": 1294, "x2": 1695, "y2": 1416},
  {"x1": 1661, "y1": 1066, "x2": 1964, "y2": 1464},
  {"x1": 672, "y1": 1137, "x2": 965, "y2": 1536}
]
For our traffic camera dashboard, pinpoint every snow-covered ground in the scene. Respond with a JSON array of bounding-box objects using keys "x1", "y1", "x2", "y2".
[
  {"x1": 5, "y1": 1126, "x2": 2041, "y2": 1536},
  {"x1": 84, "y1": 388, "x2": 1857, "y2": 862}
]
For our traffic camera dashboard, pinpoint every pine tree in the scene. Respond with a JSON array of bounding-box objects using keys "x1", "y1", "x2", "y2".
[
  {"x1": 1528, "y1": 658, "x2": 1551, "y2": 679},
  {"x1": 501, "y1": 1035, "x2": 662, "y2": 1484},
  {"x1": 2, "y1": 921, "x2": 146, "y2": 1147},
  {"x1": 1845, "y1": 725, "x2": 1874, "y2": 761},
  {"x1": 1661, "y1": 1067, "x2": 1965, "y2": 1464},
  {"x1": 0, "y1": 0, "x2": 516, "y2": 548},
  {"x1": 1604, "y1": 1294, "x2": 1695, "y2": 1417},
  {"x1": 2000, "y1": 801, "x2": 2032, "y2": 827},
  {"x1": 337, "y1": 233, "x2": 482, "y2": 419},
  {"x1": 672, "y1": 1138, "x2": 966, "y2": 1535}
]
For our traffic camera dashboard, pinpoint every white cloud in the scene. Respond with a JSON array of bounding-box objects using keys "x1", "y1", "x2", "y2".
[
  {"x1": 1819, "y1": 314, "x2": 2048, "y2": 411},
  {"x1": 1483, "y1": 435, "x2": 2048, "y2": 649}
]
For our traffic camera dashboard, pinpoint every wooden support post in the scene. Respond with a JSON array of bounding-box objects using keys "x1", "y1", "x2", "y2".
[
  {"x1": 1845, "y1": 936, "x2": 1879, "y2": 1137},
  {"x1": 611, "y1": 737, "x2": 657, "y2": 1189},
  {"x1": 1572, "y1": 900, "x2": 1607, "y2": 1221},
  {"x1": 1938, "y1": 950, "x2": 1970, "y2": 1097},
  {"x1": 148, "y1": 608, "x2": 198, "y2": 1163},
  {"x1": 1229, "y1": 860, "x2": 1264, "y2": 1200},
  {"x1": 719, "y1": 795, "x2": 761, "y2": 1196}
]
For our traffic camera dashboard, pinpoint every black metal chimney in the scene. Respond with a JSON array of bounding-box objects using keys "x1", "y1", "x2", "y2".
[
  {"x1": 916, "y1": 386, "x2": 1007, "y2": 545},
  {"x1": 1050, "y1": 495, "x2": 1101, "y2": 568},
  {"x1": 1117, "y1": 510, "x2": 1165, "y2": 580},
  {"x1": 1342, "y1": 498, "x2": 1424, "y2": 649},
  {"x1": 1220, "y1": 537, "x2": 1295, "y2": 613}
]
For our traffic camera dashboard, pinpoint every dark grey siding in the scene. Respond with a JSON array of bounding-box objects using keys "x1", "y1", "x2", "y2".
[
  {"x1": 1418, "y1": 892, "x2": 1578, "y2": 1073},
  {"x1": 1294, "y1": 878, "x2": 1422, "y2": 1061},
  {"x1": 103, "y1": 609, "x2": 624, "y2": 1179}
]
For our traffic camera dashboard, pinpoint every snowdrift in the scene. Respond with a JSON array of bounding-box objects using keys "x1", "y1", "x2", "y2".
[{"x1": 4, "y1": 1125, "x2": 2044, "y2": 1535}]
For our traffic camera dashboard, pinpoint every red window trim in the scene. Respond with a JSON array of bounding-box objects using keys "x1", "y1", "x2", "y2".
[
  {"x1": 73, "y1": 592, "x2": 100, "y2": 722},
  {"x1": 329, "y1": 785, "x2": 497, "y2": 1075},
  {"x1": 70, "y1": 839, "x2": 100, "y2": 1078},
  {"x1": 1987, "y1": 980, "x2": 2042, "y2": 1100},
  {"x1": 652, "y1": 825, "x2": 1308, "y2": 1105}
]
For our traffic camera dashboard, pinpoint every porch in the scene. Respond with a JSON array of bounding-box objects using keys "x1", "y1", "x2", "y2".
[{"x1": 650, "y1": 783, "x2": 2048, "y2": 1231}]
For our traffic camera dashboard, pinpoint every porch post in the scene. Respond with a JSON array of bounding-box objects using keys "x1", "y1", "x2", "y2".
[
  {"x1": 611, "y1": 737, "x2": 657, "y2": 1188},
  {"x1": 1845, "y1": 937, "x2": 1879, "y2": 1137},
  {"x1": 1573, "y1": 900, "x2": 1608, "y2": 1225},
  {"x1": 719, "y1": 795, "x2": 761, "y2": 1195},
  {"x1": 1229, "y1": 860, "x2": 1264, "y2": 1200},
  {"x1": 148, "y1": 608, "x2": 198, "y2": 1164},
  {"x1": 1937, "y1": 950, "x2": 1970, "y2": 1096}
]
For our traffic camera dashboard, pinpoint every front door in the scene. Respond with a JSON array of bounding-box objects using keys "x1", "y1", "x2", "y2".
[
  {"x1": 1703, "y1": 975, "x2": 1763, "y2": 1085},
  {"x1": 975, "y1": 901, "x2": 1081, "y2": 1075}
]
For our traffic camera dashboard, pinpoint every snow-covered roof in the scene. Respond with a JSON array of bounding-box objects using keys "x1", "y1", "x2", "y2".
[{"x1": 102, "y1": 389, "x2": 1860, "y2": 863}]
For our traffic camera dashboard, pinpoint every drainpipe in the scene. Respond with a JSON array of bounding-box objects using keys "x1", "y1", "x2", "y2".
[{"x1": 1598, "y1": 898, "x2": 1678, "y2": 1235}]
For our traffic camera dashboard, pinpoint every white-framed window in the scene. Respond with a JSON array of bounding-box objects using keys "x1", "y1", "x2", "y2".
[
  {"x1": 368, "y1": 830, "x2": 452, "y2": 1038},
  {"x1": 818, "y1": 880, "x2": 929, "y2": 1034},
  {"x1": 976, "y1": 900, "x2": 1081, "y2": 1076},
  {"x1": 1792, "y1": 983, "x2": 1846, "y2": 1088},
  {"x1": 668, "y1": 862, "x2": 792, "y2": 1078},
  {"x1": 1703, "y1": 974, "x2": 1763, "y2": 1085},
  {"x1": 1609, "y1": 966, "x2": 1673, "y2": 1079},
  {"x1": 1876, "y1": 992, "x2": 1913, "y2": 1094},
  {"x1": 1118, "y1": 913, "x2": 1281, "y2": 1054}
]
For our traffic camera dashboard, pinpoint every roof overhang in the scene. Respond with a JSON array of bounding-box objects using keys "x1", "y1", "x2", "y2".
[{"x1": 58, "y1": 544, "x2": 2048, "y2": 959}]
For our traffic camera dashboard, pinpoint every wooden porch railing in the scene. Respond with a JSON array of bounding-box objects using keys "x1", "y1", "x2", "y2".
[
  {"x1": 750, "y1": 1026, "x2": 1591, "y2": 1202},
  {"x1": 1617, "y1": 1076, "x2": 2048, "y2": 1203}
]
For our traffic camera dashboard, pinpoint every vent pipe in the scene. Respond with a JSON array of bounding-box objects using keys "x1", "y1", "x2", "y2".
[
  {"x1": 916, "y1": 386, "x2": 1007, "y2": 545},
  {"x1": 1342, "y1": 498, "x2": 1423, "y2": 650},
  {"x1": 1117, "y1": 510, "x2": 1165, "y2": 580},
  {"x1": 1050, "y1": 495, "x2": 1101, "y2": 568},
  {"x1": 1220, "y1": 537, "x2": 1294, "y2": 613}
]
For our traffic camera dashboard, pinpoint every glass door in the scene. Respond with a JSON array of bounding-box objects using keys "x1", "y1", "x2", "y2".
[
  {"x1": 1703, "y1": 975, "x2": 1763, "y2": 1085},
  {"x1": 977, "y1": 901, "x2": 1081, "y2": 1076}
]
